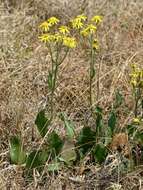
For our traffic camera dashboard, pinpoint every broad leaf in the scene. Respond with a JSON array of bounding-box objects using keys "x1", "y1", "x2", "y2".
[
  {"x1": 60, "y1": 139, "x2": 76, "y2": 165},
  {"x1": 35, "y1": 109, "x2": 50, "y2": 137},
  {"x1": 9, "y1": 136, "x2": 26, "y2": 165},
  {"x1": 48, "y1": 131, "x2": 63, "y2": 157},
  {"x1": 93, "y1": 143, "x2": 107, "y2": 164},
  {"x1": 47, "y1": 162, "x2": 60, "y2": 171},
  {"x1": 104, "y1": 127, "x2": 112, "y2": 146},
  {"x1": 26, "y1": 149, "x2": 49, "y2": 169},
  {"x1": 134, "y1": 131, "x2": 143, "y2": 144},
  {"x1": 77, "y1": 127, "x2": 96, "y2": 155},
  {"x1": 127, "y1": 124, "x2": 136, "y2": 136},
  {"x1": 108, "y1": 111, "x2": 116, "y2": 134},
  {"x1": 59, "y1": 112, "x2": 75, "y2": 139}
]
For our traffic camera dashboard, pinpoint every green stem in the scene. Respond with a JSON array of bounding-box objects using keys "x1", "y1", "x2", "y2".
[
  {"x1": 58, "y1": 48, "x2": 69, "y2": 66},
  {"x1": 134, "y1": 87, "x2": 141, "y2": 117},
  {"x1": 89, "y1": 35, "x2": 95, "y2": 111},
  {"x1": 49, "y1": 42, "x2": 63, "y2": 121},
  {"x1": 97, "y1": 57, "x2": 101, "y2": 104},
  {"x1": 50, "y1": 64, "x2": 58, "y2": 121},
  {"x1": 48, "y1": 42, "x2": 69, "y2": 122}
]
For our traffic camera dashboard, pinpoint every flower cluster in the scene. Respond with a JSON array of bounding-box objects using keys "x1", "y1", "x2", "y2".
[
  {"x1": 130, "y1": 64, "x2": 143, "y2": 88},
  {"x1": 133, "y1": 117, "x2": 140, "y2": 124},
  {"x1": 39, "y1": 17, "x2": 77, "y2": 49},
  {"x1": 38, "y1": 15, "x2": 103, "y2": 50},
  {"x1": 39, "y1": 17, "x2": 60, "y2": 32},
  {"x1": 79, "y1": 15, "x2": 102, "y2": 50}
]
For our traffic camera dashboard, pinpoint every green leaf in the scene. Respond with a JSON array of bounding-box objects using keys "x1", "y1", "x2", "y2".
[
  {"x1": 26, "y1": 149, "x2": 49, "y2": 169},
  {"x1": 134, "y1": 131, "x2": 143, "y2": 144},
  {"x1": 60, "y1": 139, "x2": 76, "y2": 165},
  {"x1": 104, "y1": 127, "x2": 112, "y2": 146},
  {"x1": 59, "y1": 112, "x2": 75, "y2": 139},
  {"x1": 127, "y1": 124, "x2": 136, "y2": 136},
  {"x1": 77, "y1": 127, "x2": 96, "y2": 155},
  {"x1": 47, "y1": 162, "x2": 60, "y2": 171},
  {"x1": 9, "y1": 136, "x2": 26, "y2": 165},
  {"x1": 108, "y1": 111, "x2": 116, "y2": 134},
  {"x1": 47, "y1": 71, "x2": 53, "y2": 90},
  {"x1": 48, "y1": 131, "x2": 63, "y2": 157},
  {"x1": 35, "y1": 109, "x2": 50, "y2": 137},
  {"x1": 93, "y1": 143, "x2": 108, "y2": 164}
]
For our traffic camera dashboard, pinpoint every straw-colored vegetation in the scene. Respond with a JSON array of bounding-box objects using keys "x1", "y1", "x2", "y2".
[{"x1": 1, "y1": 0, "x2": 143, "y2": 189}]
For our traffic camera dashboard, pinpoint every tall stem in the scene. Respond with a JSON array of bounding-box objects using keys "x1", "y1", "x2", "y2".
[
  {"x1": 96, "y1": 58, "x2": 101, "y2": 104},
  {"x1": 89, "y1": 35, "x2": 95, "y2": 111},
  {"x1": 134, "y1": 87, "x2": 141, "y2": 118},
  {"x1": 50, "y1": 64, "x2": 58, "y2": 121}
]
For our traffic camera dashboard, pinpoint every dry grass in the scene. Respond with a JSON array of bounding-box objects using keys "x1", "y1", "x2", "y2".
[{"x1": 0, "y1": 0, "x2": 143, "y2": 189}]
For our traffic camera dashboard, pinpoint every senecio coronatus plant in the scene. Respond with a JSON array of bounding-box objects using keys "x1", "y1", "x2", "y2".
[
  {"x1": 39, "y1": 16, "x2": 77, "y2": 122},
  {"x1": 71, "y1": 15, "x2": 102, "y2": 111},
  {"x1": 38, "y1": 15, "x2": 103, "y2": 120}
]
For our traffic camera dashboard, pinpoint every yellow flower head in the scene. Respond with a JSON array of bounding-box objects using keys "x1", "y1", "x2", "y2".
[
  {"x1": 91, "y1": 15, "x2": 103, "y2": 24},
  {"x1": 71, "y1": 15, "x2": 87, "y2": 30},
  {"x1": 130, "y1": 64, "x2": 143, "y2": 88},
  {"x1": 76, "y1": 14, "x2": 87, "y2": 21},
  {"x1": 92, "y1": 39, "x2": 99, "y2": 50},
  {"x1": 130, "y1": 79, "x2": 137, "y2": 87},
  {"x1": 47, "y1": 17, "x2": 60, "y2": 26},
  {"x1": 80, "y1": 24, "x2": 97, "y2": 36},
  {"x1": 59, "y1": 26, "x2": 70, "y2": 35},
  {"x1": 38, "y1": 33, "x2": 53, "y2": 43},
  {"x1": 39, "y1": 21, "x2": 50, "y2": 32},
  {"x1": 71, "y1": 18, "x2": 84, "y2": 29},
  {"x1": 133, "y1": 118, "x2": 140, "y2": 124},
  {"x1": 63, "y1": 37, "x2": 77, "y2": 48}
]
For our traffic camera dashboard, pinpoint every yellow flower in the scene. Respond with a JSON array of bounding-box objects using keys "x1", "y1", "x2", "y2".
[
  {"x1": 38, "y1": 34, "x2": 53, "y2": 43},
  {"x1": 59, "y1": 26, "x2": 70, "y2": 35},
  {"x1": 92, "y1": 39, "x2": 99, "y2": 49},
  {"x1": 130, "y1": 65, "x2": 143, "y2": 89},
  {"x1": 130, "y1": 73, "x2": 139, "y2": 78},
  {"x1": 76, "y1": 14, "x2": 87, "y2": 21},
  {"x1": 39, "y1": 21, "x2": 50, "y2": 32},
  {"x1": 63, "y1": 37, "x2": 77, "y2": 48},
  {"x1": 80, "y1": 24, "x2": 97, "y2": 36},
  {"x1": 131, "y1": 64, "x2": 137, "y2": 70},
  {"x1": 71, "y1": 15, "x2": 87, "y2": 29},
  {"x1": 71, "y1": 18, "x2": 84, "y2": 29},
  {"x1": 47, "y1": 17, "x2": 60, "y2": 26},
  {"x1": 91, "y1": 15, "x2": 103, "y2": 24},
  {"x1": 133, "y1": 118, "x2": 140, "y2": 124}
]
